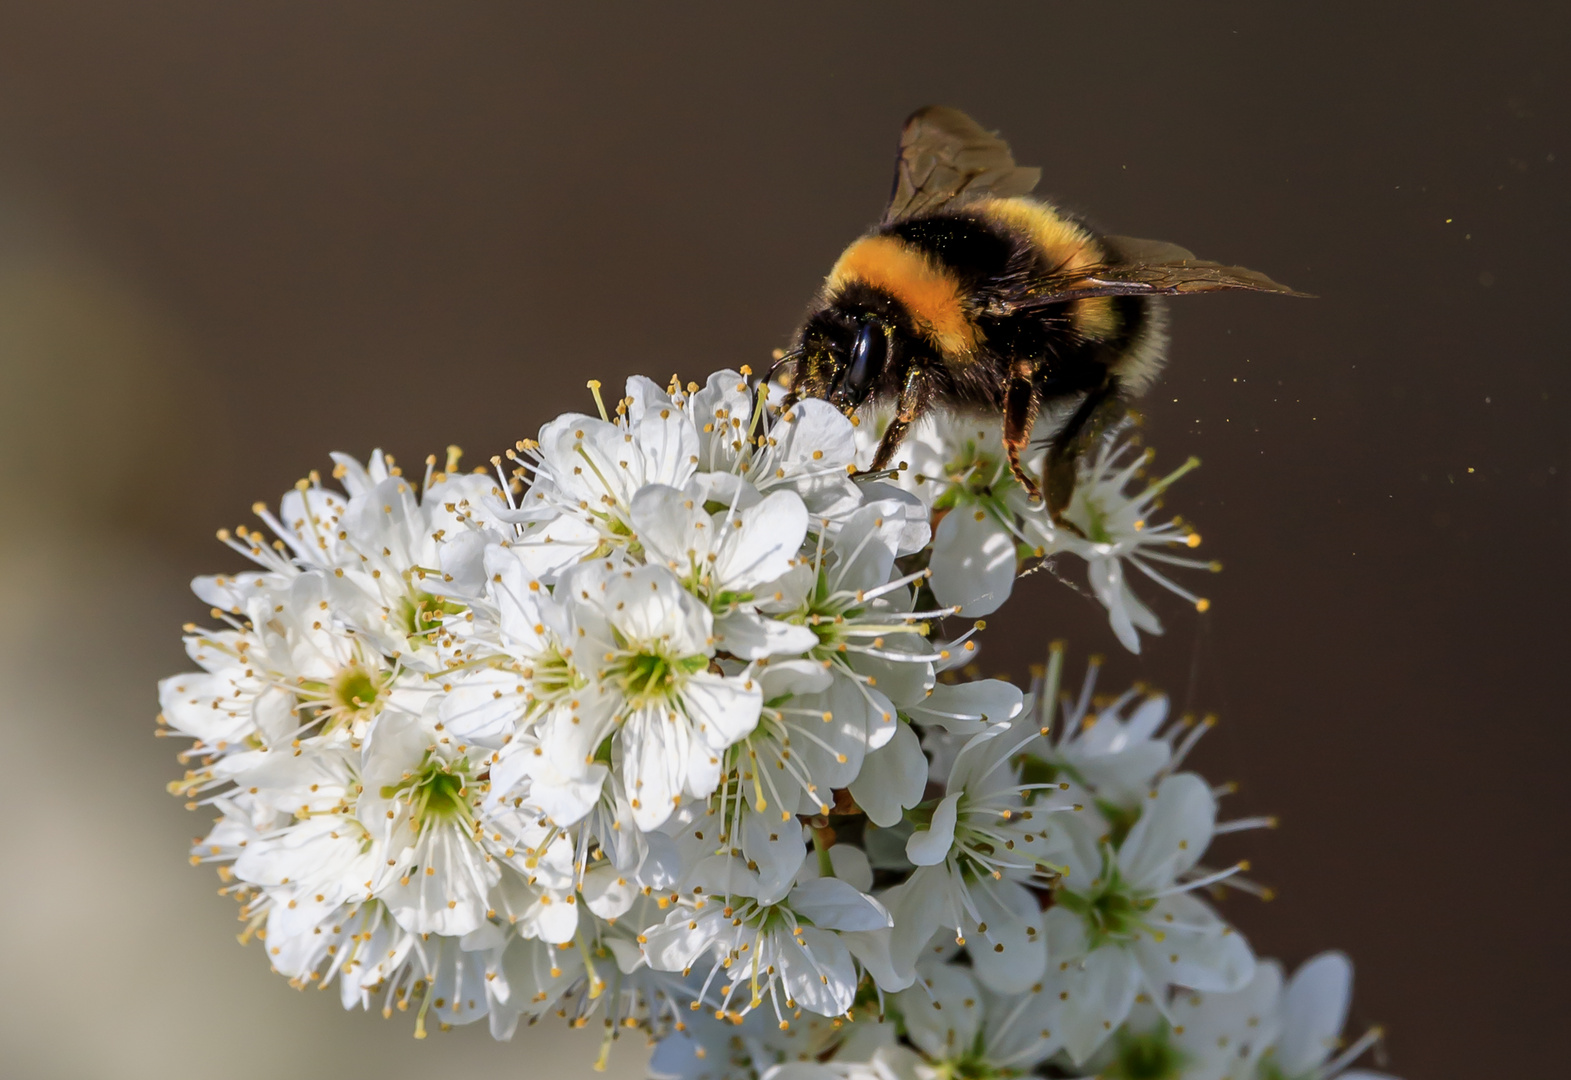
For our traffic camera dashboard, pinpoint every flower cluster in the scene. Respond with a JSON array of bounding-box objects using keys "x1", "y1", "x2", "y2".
[{"x1": 160, "y1": 369, "x2": 1395, "y2": 1080}]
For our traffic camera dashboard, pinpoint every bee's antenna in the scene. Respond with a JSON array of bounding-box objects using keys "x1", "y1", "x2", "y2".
[{"x1": 765, "y1": 346, "x2": 803, "y2": 386}]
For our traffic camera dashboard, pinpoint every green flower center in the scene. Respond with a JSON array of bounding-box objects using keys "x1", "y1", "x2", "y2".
[
  {"x1": 396, "y1": 590, "x2": 467, "y2": 638},
  {"x1": 788, "y1": 569, "x2": 866, "y2": 657},
  {"x1": 930, "y1": 430, "x2": 1018, "y2": 515},
  {"x1": 1105, "y1": 1024, "x2": 1189, "y2": 1080},
  {"x1": 607, "y1": 648, "x2": 708, "y2": 709},
  {"x1": 527, "y1": 644, "x2": 584, "y2": 699},
  {"x1": 1055, "y1": 868, "x2": 1155, "y2": 949},
  {"x1": 331, "y1": 664, "x2": 385, "y2": 717},
  {"x1": 1255, "y1": 1060, "x2": 1299, "y2": 1080},
  {"x1": 381, "y1": 754, "x2": 474, "y2": 825},
  {"x1": 783, "y1": 567, "x2": 930, "y2": 668},
  {"x1": 1097, "y1": 798, "x2": 1143, "y2": 849},
  {"x1": 710, "y1": 588, "x2": 755, "y2": 614},
  {"x1": 929, "y1": 1053, "x2": 1017, "y2": 1080},
  {"x1": 807, "y1": 607, "x2": 856, "y2": 652},
  {"x1": 1077, "y1": 493, "x2": 1115, "y2": 543},
  {"x1": 903, "y1": 797, "x2": 1028, "y2": 882}
]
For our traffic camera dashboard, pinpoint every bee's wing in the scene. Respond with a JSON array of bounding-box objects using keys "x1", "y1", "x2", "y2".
[
  {"x1": 1099, "y1": 234, "x2": 1200, "y2": 265},
  {"x1": 883, "y1": 106, "x2": 1041, "y2": 224},
  {"x1": 995, "y1": 236, "x2": 1310, "y2": 312},
  {"x1": 1079, "y1": 257, "x2": 1309, "y2": 298}
]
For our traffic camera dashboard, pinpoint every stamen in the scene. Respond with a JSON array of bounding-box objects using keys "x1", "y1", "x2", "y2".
[{"x1": 587, "y1": 380, "x2": 610, "y2": 422}]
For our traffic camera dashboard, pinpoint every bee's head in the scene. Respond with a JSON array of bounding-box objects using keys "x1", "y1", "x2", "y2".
[{"x1": 793, "y1": 306, "x2": 895, "y2": 412}]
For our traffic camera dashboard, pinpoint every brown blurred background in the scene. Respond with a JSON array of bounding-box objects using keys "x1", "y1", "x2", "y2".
[{"x1": 0, "y1": 3, "x2": 1563, "y2": 1077}]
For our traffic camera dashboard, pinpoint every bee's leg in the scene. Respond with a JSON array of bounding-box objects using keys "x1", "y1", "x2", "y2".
[
  {"x1": 1044, "y1": 378, "x2": 1124, "y2": 520},
  {"x1": 1003, "y1": 359, "x2": 1043, "y2": 501},
  {"x1": 867, "y1": 366, "x2": 928, "y2": 473}
]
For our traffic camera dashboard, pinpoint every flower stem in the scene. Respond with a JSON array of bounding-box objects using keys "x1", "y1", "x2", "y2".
[{"x1": 811, "y1": 821, "x2": 836, "y2": 878}]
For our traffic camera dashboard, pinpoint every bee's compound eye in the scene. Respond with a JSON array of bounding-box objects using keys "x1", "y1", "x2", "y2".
[{"x1": 845, "y1": 323, "x2": 887, "y2": 400}]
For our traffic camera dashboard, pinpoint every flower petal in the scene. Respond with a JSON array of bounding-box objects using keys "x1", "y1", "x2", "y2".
[
  {"x1": 905, "y1": 678, "x2": 1024, "y2": 734},
  {"x1": 893, "y1": 961, "x2": 983, "y2": 1060},
  {"x1": 712, "y1": 610, "x2": 819, "y2": 659},
  {"x1": 1132, "y1": 893, "x2": 1255, "y2": 994},
  {"x1": 683, "y1": 671, "x2": 762, "y2": 749},
  {"x1": 929, "y1": 506, "x2": 1018, "y2": 617},
  {"x1": 1042, "y1": 947, "x2": 1141, "y2": 1064},
  {"x1": 964, "y1": 879, "x2": 1048, "y2": 993},
  {"x1": 1276, "y1": 951, "x2": 1354, "y2": 1075},
  {"x1": 712, "y1": 489, "x2": 808, "y2": 591},
  {"x1": 580, "y1": 863, "x2": 639, "y2": 920},
  {"x1": 849, "y1": 721, "x2": 928, "y2": 828},
  {"x1": 906, "y1": 792, "x2": 961, "y2": 866},
  {"x1": 781, "y1": 926, "x2": 859, "y2": 1016},
  {"x1": 789, "y1": 877, "x2": 892, "y2": 932},
  {"x1": 743, "y1": 810, "x2": 808, "y2": 904},
  {"x1": 1117, "y1": 772, "x2": 1216, "y2": 890},
  {"x1": 619, "y1": 705, "x2": 687, "y2": 831}
]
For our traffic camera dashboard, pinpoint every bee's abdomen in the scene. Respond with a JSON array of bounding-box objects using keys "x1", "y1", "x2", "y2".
[
  {"x1": 971, "y1": 197, "x2": 1170, "y2": 395},
  {"x1": 1105, "y1": 295, "x2": 1168, "y2": 395},
  {"x1": 971, "y1": 197, "x2": 1121, "y2": 344},
  {"x1": 886, "y1": 215, "x2": 1017, "y2": 283}
]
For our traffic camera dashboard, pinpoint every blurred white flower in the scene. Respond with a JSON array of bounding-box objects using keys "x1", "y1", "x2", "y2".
[
  {"x1": 1076, "y1": 952, "x2": 1397, "y2": 1080},
  {"x1": 1250, "y1": 952, "x2": 1396, "y2": 1080},
  {"x1": 892, "y1": 959, "x2": 1064, "y2": 1075},
  {"x1": 1068, "y1": 996, "x2": 1246, "y2": 1080},
  {"x1": 1025, "y1": 644, "x2": 1174, "y2": 809}
]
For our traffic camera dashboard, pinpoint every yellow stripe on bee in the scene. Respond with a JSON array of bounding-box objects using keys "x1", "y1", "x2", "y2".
[
  {"x1": 1072, "y1": 295, "x2": 1118, "y2": 341},
  {"x1": 975, "y1": 197, "x2": 1119, "y2": 341},
  {"x1": 826, "y1": 235, "x2": 978, "y2": 359},
  {"x1": 974, "y1": 197, "x2": 1098, "y2": 270}
]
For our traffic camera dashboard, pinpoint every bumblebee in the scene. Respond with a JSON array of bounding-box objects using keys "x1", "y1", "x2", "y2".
[{"x1": 777, "y1": 106, "x2": 1302, "y2": 516}]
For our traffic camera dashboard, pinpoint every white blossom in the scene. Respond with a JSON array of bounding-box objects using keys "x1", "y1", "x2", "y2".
[
  {"x1": 1067, "y1": 953, "x2": 1397, "y2": 1080},
  {"x1": 641, "y1": 826, "x2": 891, "y2": 1021},
  {"x1": 538, "y1": 560, "x2": 763, "y2": 831},
  {"x1": 887, "y1": 721, "x2": 1072, "y2": 994},
  {"x1": 1025, "y1": 644, "x2": 1176, "y2": 809},
  {"x1": 159, "y1": 368, "x2": 1394, "y2": 1076},
  {"x1": 1036, "y1": 773, "x2": 1257, "y2": 1064},
  {"x1": 892, "y1": 959, "x2": 1064, "y2": 1075},
  {"x1": 1058, "y1": 438, "x2": 1217, "y2": 653}
]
